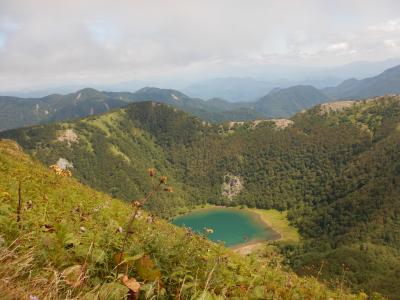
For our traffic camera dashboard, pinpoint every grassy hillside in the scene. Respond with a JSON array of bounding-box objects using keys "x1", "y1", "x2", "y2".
[
  {"x1": 2, "y1": 95, "x2": 400, "y2": 297},
  {"x1": 0, "y1": 139, "x2": 367, "y2": 299}
]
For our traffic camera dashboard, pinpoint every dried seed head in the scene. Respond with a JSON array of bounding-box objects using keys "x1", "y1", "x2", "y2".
[
  {"x1": 148, "y1": 168, "x2": 156, "y2": 177},
  {"x1": 133, "y1": 201, "x2": 142, "y2": 207},
  {"x1": 164, "y1": 187, "x2": 173, "y2": 193},
  {"x1": 160, "y1": 176, "x2": 168, "y2": 184}
]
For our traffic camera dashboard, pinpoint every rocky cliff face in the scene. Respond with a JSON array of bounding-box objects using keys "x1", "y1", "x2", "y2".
[{"x1": 221, "y1": 174, "x2": 243, "y2": 200}]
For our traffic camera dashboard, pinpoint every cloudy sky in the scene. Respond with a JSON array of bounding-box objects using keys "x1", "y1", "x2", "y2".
[{"x1": 1, "y1": 0, "x2": 400, "y2": 91}]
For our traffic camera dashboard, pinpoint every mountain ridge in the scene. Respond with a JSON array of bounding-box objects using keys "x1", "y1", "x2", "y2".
[
  {"x1": 2, "y1": 95, "x2": 400, "y2": 297},
  {"x1": 1, "y1": 64, "x2": 400, "y2": 133}
]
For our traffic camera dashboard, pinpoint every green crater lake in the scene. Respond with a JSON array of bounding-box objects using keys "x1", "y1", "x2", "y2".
[{"x1": 172, "y1": 208, "x2": 280, "y2": 247}]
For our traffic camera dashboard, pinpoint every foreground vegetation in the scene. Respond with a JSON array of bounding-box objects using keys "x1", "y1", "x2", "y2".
[
  {"x1": 2, "y1": 95, "x2": 400, "y2": 298},
  {"x1": 0, "y1": 139, "x2": 370, "y2": 299}
]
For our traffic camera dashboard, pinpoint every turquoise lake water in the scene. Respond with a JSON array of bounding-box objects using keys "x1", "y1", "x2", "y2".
[{"x1": 172, "y1": 208, "x2": 280, "y2": 247}]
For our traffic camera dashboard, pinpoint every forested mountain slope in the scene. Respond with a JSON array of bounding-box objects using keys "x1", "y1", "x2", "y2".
[
  {"x1": 0, "y1": 88, "x2": 126, "y2": 131},
  {"x1": 253, "y1": 85, "x2": 331, "y2": 117},
  {"x1": 2, "y1": 95, "x2": 400, "y2": 297},
  {"x1": 1, "y1": 139, "x2": 364, "y2": 299},
  {"x1": 0, "y1": 87, "x2": 262, "y2": 131},
  {"x1": 323, "y1": 65, "x2": 400, "y2": 99}
]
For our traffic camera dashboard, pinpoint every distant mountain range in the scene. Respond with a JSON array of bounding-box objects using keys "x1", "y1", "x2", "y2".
[
  {"x1": 183, "y1": 58, "x2": 400, "y2": 101},
  {"x1": 323, "y1": 65, "x2": 400, "y2": 99},
  {"x1": 182, "y1": 77, "x2": 293, "y2": 102},
  {"x1": 252, "y1": 85, "x2": 331, "y2": 117},
  {"x1": 0, "y1": 88, "x2": 127, "y2": 131},
  {"x1": 0, "y1": 87, "x2": 263, "y2": 131},
  {"x1": 1, "y1": 64, "x2": 400, "y2": 131}
]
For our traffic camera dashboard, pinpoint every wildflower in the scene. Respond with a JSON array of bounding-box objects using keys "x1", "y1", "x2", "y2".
[
  {"x1": 147, "y1": 168, "x2": 156, "y2": 177},
  {"x1": 29, "y1": 296, "x2": 39, "y2": 300},
  {"x1": 63, "y1": 170, "x2": 72, "y2": 177},
  {"x1": 160, "y1": 176, "x2": 167, "y2": 184},
  {"x1": 49, "y1": 164, "x2": 72, "y2": 176}
]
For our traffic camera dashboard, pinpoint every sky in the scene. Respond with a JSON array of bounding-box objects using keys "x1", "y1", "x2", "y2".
[{"x1": 1, "y1": 0, "x2": 400, "y2": 91}]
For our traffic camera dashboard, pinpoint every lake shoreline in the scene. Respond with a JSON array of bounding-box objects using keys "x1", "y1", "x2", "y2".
[{"x1": 174, "y1": 205, "x2": 283, "y2": 252}]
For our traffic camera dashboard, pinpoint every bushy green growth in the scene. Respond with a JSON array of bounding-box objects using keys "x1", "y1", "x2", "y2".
[
  {"x1": 2, "y1": 96, "x2": 400, "y2": 297},
  {"x1": 0, "y1": 139, "x2": 367, "y2": 299}
]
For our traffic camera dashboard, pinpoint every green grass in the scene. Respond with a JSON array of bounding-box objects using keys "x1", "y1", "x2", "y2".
[
  {"x1": 0, "y1": 139, "x2": 372, "y2": 299},
  {"x1": 83, "y1": 110, "x2": 125, "y2": 136},
  {"x1": 249, "y1": 209, "x2": 300, "y2": 244}
]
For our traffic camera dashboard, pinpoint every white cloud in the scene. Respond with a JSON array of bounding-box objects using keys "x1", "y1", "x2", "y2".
[
  {"x1": 369, "y1": 18, "x2": 400, "y2": 32},
  {"x1": 1, "y1": 0, "x2": 400, "y2": 91},
  {"x1": 384, "y1": 39, "x2": 400, "y2": 49},
  {"x1": 326, "y1": 42, "x2": 349, "y2": 52}
]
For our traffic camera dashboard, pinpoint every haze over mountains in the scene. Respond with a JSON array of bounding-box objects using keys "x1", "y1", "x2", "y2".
[
  {"x1": 1, "y1": 63, "x2": 400, "y2": 131},
  {"x1": 4, "y1": 58, "x2": 400, "y2": 101},
  {"x1": 183, "y1": 58, "x2": 400, "y2": 102}
]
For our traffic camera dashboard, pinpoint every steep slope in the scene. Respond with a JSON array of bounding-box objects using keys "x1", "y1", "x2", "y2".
[
  {"x1": 0, "y1": 96, "x2": 50, "y2": 131},
  {"x1": 0, "y1": 107, "x2": 191, "y2": 217},
  {"x1": 0, "y1": 139, "x2": 363, "y2": 299},
  {"x1": 0, "y1": 88, "x2": 126, "y2": 131},
  {"x1": 45, "y1": 88, "x2": 127, "y2": 121},
  {"x1": 286, "y1": 98, "x2": 400, "y2": 299},
  {"x1": 323, "y1": 65, "x2": 400, "y2": 99},
  {"x1": 0, "y1": 87, "x2": 262, "y2": 131},
  {"x1": 113, "y1": 87, "x2": 263, "y2": 122},
  {"x1": 254, "y1": 85, "x2": 331, "y2": 117},
  {"x1": 3, "y1": 96, "x2": 400, "y2": 297}
]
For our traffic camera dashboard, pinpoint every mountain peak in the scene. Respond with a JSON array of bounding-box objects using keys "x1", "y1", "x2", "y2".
[
  {"x1": 76, "y1": 87, "x2": 102, "y2": 95},
  {"x1": 380, "y1": 64, "x2": 400, "y2": 75}
]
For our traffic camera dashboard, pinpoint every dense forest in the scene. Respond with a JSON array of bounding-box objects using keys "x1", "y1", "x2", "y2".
[
  {"x1": 2, "y1": 95, "x2": 400, "y2": 298},
  {"x1": 1, "y1": 139, "x2": 367, "y2": 299}
]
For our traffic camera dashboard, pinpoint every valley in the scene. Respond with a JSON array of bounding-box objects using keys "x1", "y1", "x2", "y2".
[
  {"x1": 0, "y1": 138, "x2": 366, "y2": 299},
  {"x1": 172, "y1": 207, "x2": 281, "y2": 247},
  {"x1": 3, "y1": 2, "x2": 400, "y2": 299},
  {"x1": 2, "y1": 94, "x2": 400, "y2": 298}
]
